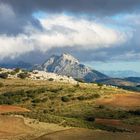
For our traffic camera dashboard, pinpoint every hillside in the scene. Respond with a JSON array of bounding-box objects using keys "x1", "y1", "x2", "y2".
[
  {"x1": 0, "y1": 79, "x2": 139, "y2": 139},
  {"x1": 34, "y1": 53, "x2": 108, "y2": 82},
  {"x1": 96, "y1": 78, "x2": 136, "y2": 87},
  {"x1": 0, "y1": 68, "x2": 77, "y2": 84}
]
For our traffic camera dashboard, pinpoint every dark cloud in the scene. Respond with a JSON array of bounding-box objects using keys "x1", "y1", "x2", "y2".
[
  {"x1": 2, "y1": 0, "x2": 140, "y2": 15},
  {"x1": 0, "y1": 14, "x2": 42, "y2": 35},
  {"x1": 0, "y1": 0, "x2": 140, "y2": 35}
]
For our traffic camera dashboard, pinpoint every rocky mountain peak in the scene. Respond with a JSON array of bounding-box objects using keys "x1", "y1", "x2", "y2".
[
  {"x1": 34, "y1": 53, "x2": 108, "y2": 82},
  {"x1": 60, "y1": 53, "x2": 79, "y2": 64}
]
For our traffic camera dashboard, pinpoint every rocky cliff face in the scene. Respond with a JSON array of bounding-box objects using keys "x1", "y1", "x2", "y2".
[{"x1": 35, "y1": 53, "x2": 108, "y2": 82}]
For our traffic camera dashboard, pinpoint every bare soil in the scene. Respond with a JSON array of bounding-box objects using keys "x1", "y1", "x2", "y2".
[
  {"x1": 96, "y1": 93, "x2": 140, "y2": 109},
  {"x1": 35, "y1": 128, "x2": 140, "y2": 140},
  {"x1": 0, "y1": 105, "x2": 30, "y2": 113}
]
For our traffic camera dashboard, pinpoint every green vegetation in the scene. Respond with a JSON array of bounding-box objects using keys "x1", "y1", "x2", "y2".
[
  {"x1": 14, "y1": 68, "x2": 20, "y2": 73},
  {"x1": 18, "y1": 72, "x2": 29, "y2": 79},
  {"x1": 119, "y1": 85, "x2": 140, "y2": 92},
  {"x1": 48, "y1": 78, "x2": 54, "y2": 81},
  {"x1": 0, "y1": 72, "x2": 8, "y2": 79},
  {"x1": 124, "y1": 117, "x2": 140, "y2": 125},
  {"x1": 61, "y1": 96, "x2": 70, "y2": 102},
  {"x1": 0, "y1": 79, "x2": 139, "y2": 132},
  {"x1": 0, "y1": 82, "x2": 4, "y2": 88}
]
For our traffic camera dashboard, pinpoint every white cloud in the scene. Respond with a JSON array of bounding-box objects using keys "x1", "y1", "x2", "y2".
[
  {"x1": 0, "y1": 34, "x2": 34, "y2": 59},
  {"x1": 39, "y1": 15, "x2": 128, "y2": 48},
  {"x1": 0, "y1": 14, "x2": 131, "y2": 60}
]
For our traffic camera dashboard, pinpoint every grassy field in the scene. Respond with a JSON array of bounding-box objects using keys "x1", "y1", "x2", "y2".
[{"x1": 0, "y1": 79, "x2": 139, "y2": 139}]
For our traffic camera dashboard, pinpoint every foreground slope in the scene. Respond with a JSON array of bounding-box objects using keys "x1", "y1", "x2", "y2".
[{"x1": 0, "y1": 79, "x2": 139, "y2": 140}]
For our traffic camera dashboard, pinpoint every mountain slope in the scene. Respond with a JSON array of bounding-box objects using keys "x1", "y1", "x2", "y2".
[
  {"x1": 96, "y1": 78, "x2": 136, "y2": 87},
  {"x1": 35, "y1": 53, "x2": 108, "y2": 82}
]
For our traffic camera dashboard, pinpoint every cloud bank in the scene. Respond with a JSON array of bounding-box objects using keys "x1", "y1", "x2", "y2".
[
  {"x1": 0, "y1": 1, "x2": 140, "y2": 63},
  {"x1": 0, "y1": 12, "x2": 130, "y2": 60}
]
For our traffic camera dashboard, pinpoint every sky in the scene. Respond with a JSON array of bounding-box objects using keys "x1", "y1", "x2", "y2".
[{"x1": 0, "y1": 0, "x2": 140, "y2": 72}]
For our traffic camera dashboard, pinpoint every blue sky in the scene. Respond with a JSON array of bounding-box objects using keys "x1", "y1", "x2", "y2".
[{"x1": 85, "y1": 61, "x2": 140, "y2": 72}]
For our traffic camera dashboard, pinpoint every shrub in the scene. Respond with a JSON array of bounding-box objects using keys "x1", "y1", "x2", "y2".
[
  {"x1": 14, "y1": 68, "x2": 20, "y2": 73},
  {"x1": 75, "y1": 78, "x2": 85, "y2": 83},
  {"x1": 48, "y1": 78, "x2": 54, "y2": 81},
  {"x1": 32, "y1": 99, "x2": 42, "y2": 103},
  {"x1": 0, "y1": 82, "x2": 4, "y2": 88},
  {"x1": 77, "y1": 96, "x2": 85, "y2": 100},
  {"x1": 93, "y1": 94, "x2": 100, "y2": 98},
  {"x1": 9, "y1": 71, "x2": 17, "y2": 75},
  {"x1": 18, "y1": 72, "x2": 29, "y2": 79},
  {"x1": 97, "y1": 83, "x2": 103, "y2": 87},
  {"x1": 42, "y1": 98, "x2": 48, "y2": 102},
  {"x1": 85, "y1": 116, "x2": 95, "y2": 122},
  {"x1": 128, "y1": 109, "x2": 140, "y2": 115},
  {"x1": 61, "y1": 96, "x2": 70, "y2": 102},
  {"x1": 0, "y1": 73, "x2": 8, "y2": 79},
  {"x1": 98, "y1": 105, "x2": 105, "y2": 109}
]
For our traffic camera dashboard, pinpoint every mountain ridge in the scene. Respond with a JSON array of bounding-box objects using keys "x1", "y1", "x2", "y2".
[{"x1": 34, "y1": 53, "x2": 108, "y2": 82}]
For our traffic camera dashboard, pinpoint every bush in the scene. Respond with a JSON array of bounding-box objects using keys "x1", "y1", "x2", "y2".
[
  {"x1": 14, "y1": 68, "x2": 20, "y2": 73},
  {"x1": 75, "y1": 78, "x2": 85, "y2": 83},
  {"x1": 61, "y1": 96, "x2": 70, "y2": 102},
  {"x1": 18, "y1": 72, "x2": 29, "y2": 79},
  {"x1": 0, "y1": 82, "x2": 4, "y2": 88},
  {"x1": 85, "y1": 116, "x2": 95, "y2": 122},
  {"x1": 98, "y1": 105, "x2": 105, "y2": 109},
  {"x1": 0, "y1": 73, "x2": 8, "y2": 79},
  {"x1": 97, "y1": 83, "x2": 103, "y2": 87},
  {"x1": 42, "y1": 98, "x2": 48, "y2": 102},
  {"x1": 93, "y1": 94, "x2": 100, "y2": 98},
  {"x1": 48, "y1": 78, "x2": 54, "y2": 81},
  {"x1": 32, "y1": 99, "x2": 42, "y2": 103},
  {"x1": 77, "y1": 96, "x2": 85, "y2": 100},
  {"x1": 9, "y1": 71, "x2": 17, "y2": 75},
  {"x1": 128, "y1": 109, "x2": 140, "y2": 115}
]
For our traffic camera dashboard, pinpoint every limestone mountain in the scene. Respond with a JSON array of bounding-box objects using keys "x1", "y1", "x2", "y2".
[{"x1": 35, "y1": 53, "x2": 108, "y2": 82}]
